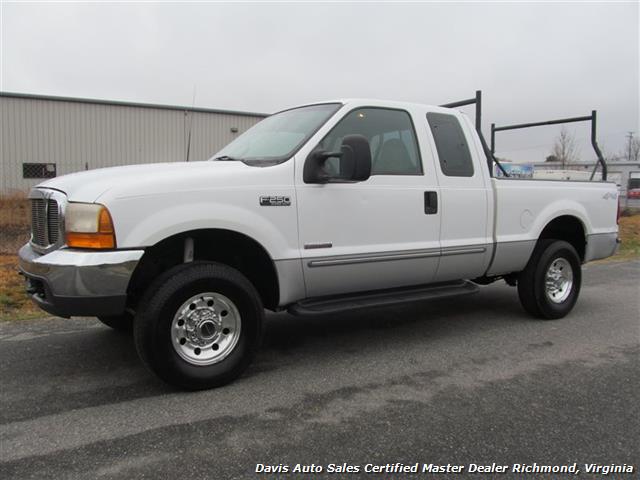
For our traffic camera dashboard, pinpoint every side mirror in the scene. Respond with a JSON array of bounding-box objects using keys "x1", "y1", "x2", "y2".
[{"x1": 303, "y1": 134, "x2": 372, "y2": 184}]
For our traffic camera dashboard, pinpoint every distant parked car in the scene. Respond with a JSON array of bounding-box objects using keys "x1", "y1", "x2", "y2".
[{"x1": 628, "y1": 188, "x2": 640, "y2": 199}]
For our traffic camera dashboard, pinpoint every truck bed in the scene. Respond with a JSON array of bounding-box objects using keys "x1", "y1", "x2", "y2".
[{"x1": 487, "y1": 178, "x2": 618, "y2": 276}]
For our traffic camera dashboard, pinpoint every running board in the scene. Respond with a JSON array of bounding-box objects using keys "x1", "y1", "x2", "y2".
[{"x1": 288, "y1": 280, "x2": 479, "y2": 316}]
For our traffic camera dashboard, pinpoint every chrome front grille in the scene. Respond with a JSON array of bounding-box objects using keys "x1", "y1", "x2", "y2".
[
  {"x1": 47, "y1": 200, "x2": 59, "y2": 244},
  {"x1": 30, "y1": 197, "x2": 61, "y2": 248},
  {"x1": 31, "y1": 199, "x2": 47, "y2": 246}
]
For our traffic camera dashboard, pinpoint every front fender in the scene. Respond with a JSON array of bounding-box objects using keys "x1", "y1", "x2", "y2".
[{"x1": 106, "y1": 190, "x2": 298, "y2": 261}]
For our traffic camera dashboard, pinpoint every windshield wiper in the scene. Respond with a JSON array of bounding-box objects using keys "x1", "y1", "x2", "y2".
[{"x1": 213, "y1": 155, "x2": 241, "y2": 161}]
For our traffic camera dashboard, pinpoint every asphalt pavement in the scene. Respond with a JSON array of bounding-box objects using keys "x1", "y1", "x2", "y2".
[{"x1": 0, "y1": 260, "x2": 638, "y2": 479}]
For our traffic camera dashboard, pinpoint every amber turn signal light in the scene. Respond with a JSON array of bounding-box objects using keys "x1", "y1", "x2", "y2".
[{"x1": 66, "y1": 232, "x2": 115, "y2": 249}]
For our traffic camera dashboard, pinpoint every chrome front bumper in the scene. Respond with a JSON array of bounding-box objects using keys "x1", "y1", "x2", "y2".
[{"x1": 18, "y1": 243, "x2": 144, "y2": 318}]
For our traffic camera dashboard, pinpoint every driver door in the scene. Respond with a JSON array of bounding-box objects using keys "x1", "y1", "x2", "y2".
[{"x1": 295, "y1": 106, "x2": 441, "y2": 298}]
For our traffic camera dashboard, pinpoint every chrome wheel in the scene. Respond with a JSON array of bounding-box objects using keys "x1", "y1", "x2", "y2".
[
  {"x1": 544, "y1": 257, "x2": 573, "y2": 304},
  {"x1": 171, "y1": 292, "x2": 241, "y2": 366}
]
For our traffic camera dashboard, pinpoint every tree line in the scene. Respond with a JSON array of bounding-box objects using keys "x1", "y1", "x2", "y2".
[{"x1": 546, "y1": 128, "x2": 640, "y2": 166}]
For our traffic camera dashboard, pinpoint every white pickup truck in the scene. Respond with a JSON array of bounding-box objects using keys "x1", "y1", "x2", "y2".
[{"x1": 19, "y1": 95, "x2": 619, "y2": 389}]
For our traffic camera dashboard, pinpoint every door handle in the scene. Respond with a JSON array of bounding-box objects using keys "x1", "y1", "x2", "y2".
[{"x1": 424, "y1": 191, "x2": 438, "y2": 214}]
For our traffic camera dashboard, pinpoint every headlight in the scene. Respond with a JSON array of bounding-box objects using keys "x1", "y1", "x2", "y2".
[{"x1": 65, "y1": 203, "x2": 116, "y2": 249}]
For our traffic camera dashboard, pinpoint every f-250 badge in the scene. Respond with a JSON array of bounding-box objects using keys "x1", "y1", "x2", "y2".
[{"x1": 259, "y1": 195, "x2": 291, "y2": 206}]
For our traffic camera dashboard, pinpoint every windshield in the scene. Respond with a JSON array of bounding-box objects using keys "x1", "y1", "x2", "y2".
[{"x1": 212, "y1": 103, "x2": 341, "y2": 165}]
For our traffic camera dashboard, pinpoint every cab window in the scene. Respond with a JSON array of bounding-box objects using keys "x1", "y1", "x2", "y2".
[{"x1": 317, "y1": 108, "x2": 422, "y2": 176}]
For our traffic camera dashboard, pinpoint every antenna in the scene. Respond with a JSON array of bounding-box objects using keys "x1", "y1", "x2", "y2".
[{"x1": 185, "y1": 86, "x2": 196, "y2": 162}]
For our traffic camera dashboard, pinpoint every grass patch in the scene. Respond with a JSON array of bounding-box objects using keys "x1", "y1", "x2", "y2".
[
  {"x1": 0, "y1": 193, "x2": 40, "y2": 321},
  {"x1": 0, "y1": 254, "x2": 42, "y2": 321},
  {"x1": 605, "y1": 213, "x2": 640, "y2": 262},
  {"x1": 0, "y1": 193, "x2": 30, "y2": 255}
]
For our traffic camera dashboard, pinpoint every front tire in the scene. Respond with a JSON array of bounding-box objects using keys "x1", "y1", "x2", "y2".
[
  {"x1": 517, "y1": 240, "x2": 582, "y2": 320},
  {"x1": 134, "y1": 262, "x2": 264, "y2": 390}
]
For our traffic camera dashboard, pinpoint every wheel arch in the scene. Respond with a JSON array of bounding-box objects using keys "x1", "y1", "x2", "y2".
[
  {"x1": 127, "y1": 228, "x2": 280, "y2": 311},
  {"x1": 537, "y1": 215, "x2": 587, "y2": 261}
]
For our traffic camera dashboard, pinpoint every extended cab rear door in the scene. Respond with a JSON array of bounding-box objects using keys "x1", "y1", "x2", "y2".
[
  {"x1": 425, "y1": 110, "x2": 493, "y2": 281},
  {"x1": 295, "y1": 105, "x2": 442, "y2": 298}
]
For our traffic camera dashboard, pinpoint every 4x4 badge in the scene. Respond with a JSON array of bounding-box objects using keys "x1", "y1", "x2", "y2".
[{"x1": 259, "y1": 195, "x2": 291, "y2": 206}]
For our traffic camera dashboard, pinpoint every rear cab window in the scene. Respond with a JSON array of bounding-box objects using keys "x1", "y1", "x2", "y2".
[{"x1": 427, "y1": 112, "x2": 474, "y2": 177}]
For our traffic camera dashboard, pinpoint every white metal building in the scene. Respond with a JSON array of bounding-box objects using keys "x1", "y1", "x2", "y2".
[
  {"x1": 0, "y1": 92, "x2": 267, "y2": 193},
  {"x1": 531, "y1": 160, "x2": 640, "y2": 196}
]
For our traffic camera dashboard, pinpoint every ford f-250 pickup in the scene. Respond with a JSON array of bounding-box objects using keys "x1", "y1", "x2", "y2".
[{"x1": 19, "y1": 92, "x2": 619, "y2": 389}]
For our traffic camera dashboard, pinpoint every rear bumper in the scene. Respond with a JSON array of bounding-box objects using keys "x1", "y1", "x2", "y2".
[
  {"x1": 18, "y1": 243, "x2": 144, "y2": 318},
  {"x1": 584, "y1": 232, "x2": 619, "y2": 262}
]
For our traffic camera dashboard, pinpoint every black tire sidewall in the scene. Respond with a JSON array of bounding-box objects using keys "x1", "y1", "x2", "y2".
[
  {"x1": 532, "y1": 241, "x2": 581, "y2": 319},
  {"x1": 135, "y1": 262, "x2": 263, "y2": 390}
]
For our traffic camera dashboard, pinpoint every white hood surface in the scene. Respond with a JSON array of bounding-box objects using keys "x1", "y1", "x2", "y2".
[{"x1": 36, "y1": 160, "x2": 271, "y2": 203}]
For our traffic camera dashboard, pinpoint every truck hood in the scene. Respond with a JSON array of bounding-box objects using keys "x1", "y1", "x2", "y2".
[{"x1": 36, "y1": 161, "x2": 274, "y2": 203}]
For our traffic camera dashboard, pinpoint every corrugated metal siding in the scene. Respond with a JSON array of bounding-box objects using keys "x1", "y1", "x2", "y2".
[{"x1": 0, "y1": 96, "x2": 265, "y2": 193}]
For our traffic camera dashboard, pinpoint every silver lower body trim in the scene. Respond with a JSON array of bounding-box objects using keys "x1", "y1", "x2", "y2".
[
  {"x1": 486, "y1": 239, "x2": 537, "y2": 276},
  {"x1": 274, "y1": 258, "x2": 306, "y2": 306},
  {"x1": 584, "y1": 232, "x2": 618, "y2": 262},
  {"x1": 300, "y1": 245, "x2": 489, "y2": 299}
]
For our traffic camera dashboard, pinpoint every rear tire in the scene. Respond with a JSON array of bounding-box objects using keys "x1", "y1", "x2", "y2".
[
  {"x1": 517, "y1": 240, "x2": 581, "y2": 320},
  {"x1": 97, "y1": 313, "x2": 133, "y2": 332},
  {"x1": 133, "y1": 262, "x2": 264, "y2": 390}
]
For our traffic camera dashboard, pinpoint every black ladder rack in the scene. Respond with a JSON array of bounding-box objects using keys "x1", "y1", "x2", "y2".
[
  {"x1": 440, "y1": 90, "x2": 608, "y2": 181},
  {"x1": 491, "y1": 111, "x2": 607, "y2": 180}
]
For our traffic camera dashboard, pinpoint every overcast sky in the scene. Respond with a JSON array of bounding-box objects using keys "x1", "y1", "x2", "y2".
[{"x1": 2, "y1": 1, "x2": 638, "y2": 162}]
